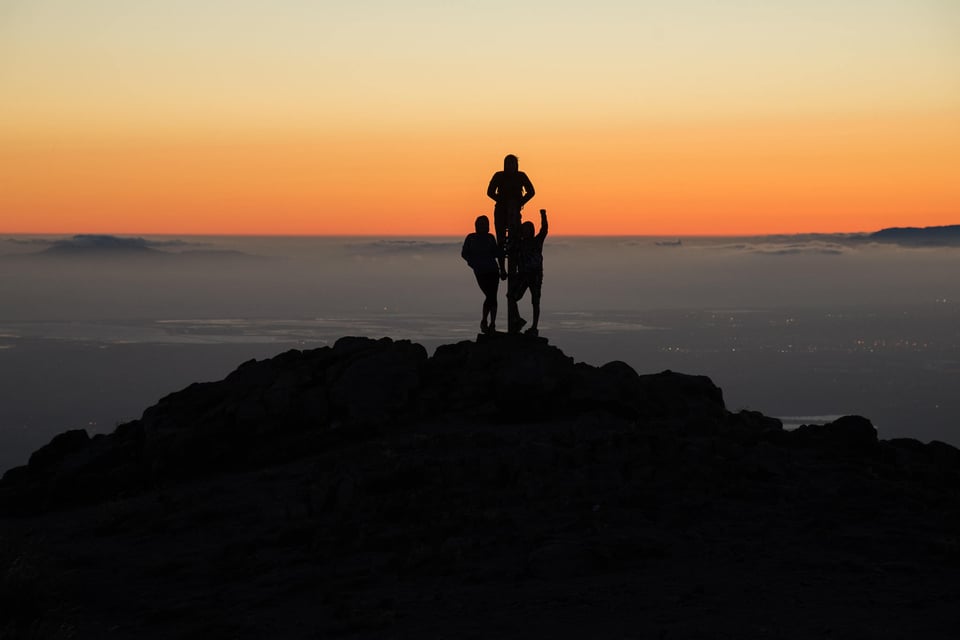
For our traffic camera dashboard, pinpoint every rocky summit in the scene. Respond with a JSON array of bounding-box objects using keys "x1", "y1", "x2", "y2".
[{"x1": 1, "y1": 335, "x2": 959, "y2": 639}]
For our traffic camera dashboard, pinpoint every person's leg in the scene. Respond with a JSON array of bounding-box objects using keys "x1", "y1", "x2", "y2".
[
  {"x1": 527, "y1": 273, "x2": 542, "y2": 335},
  {"x1": 506, "y1": 279, "x2": 518, "y2": 332},
  {"x1": 480, "y1": 271, "x2": 499, "y2": 332},
  {"x1": 507, "y1": 275, "x2": 528, "y2": 333},
  {"x1": 530, "y1": 290, "x2": 540, "y2": 330},
  {"x1": 475, "y1": 271, "x2": 490, "y2": 331},
  {"x1": 505, "y1": 203, "x2": 521, "y2": 276},
  {"x1": 493, "y1": 207, "x2": 507, "y2": 276},
  {"x1": 487, "y1": 281, "x2": 499, "y2": 332}
]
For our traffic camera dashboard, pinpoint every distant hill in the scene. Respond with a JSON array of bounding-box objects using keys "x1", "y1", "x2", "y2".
[
  {"x1": 40, "y1": 234, "x2": 161, "y2": 256},
  {"x1": 2, "y1": 335, "x2": 958, "y2": 637},
  {"x1": 9, "y1": 234, "x2": 266, "y2": 262},
  {"x1": 870, "y1": 225, "x2": 960, "y2": 246}
]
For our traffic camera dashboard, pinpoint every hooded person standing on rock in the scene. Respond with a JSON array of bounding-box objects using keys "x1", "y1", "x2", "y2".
[{"x1": 461, "y1": 215, "x2": 501, "y2": 334}]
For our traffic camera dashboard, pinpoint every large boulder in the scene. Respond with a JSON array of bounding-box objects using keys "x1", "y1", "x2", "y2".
[
  {"x1": 327, "y1": 337, "x2": 428, "y2": 425},
  {"x1": 793, "y1": 415, "x2": 878, "y2": 452},
  {"x1": 26, "y1": 429, "x2": 91, "y2": 470}
]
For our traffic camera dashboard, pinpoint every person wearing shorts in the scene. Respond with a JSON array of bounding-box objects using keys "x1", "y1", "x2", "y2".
[{"x1": 507, "y1": 209, "x2": 548, "y2": 335}]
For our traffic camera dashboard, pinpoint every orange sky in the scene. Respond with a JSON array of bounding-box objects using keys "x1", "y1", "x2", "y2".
[
  {"x1": 4, "y1": 111, "x2": 958, "y2": 236},
  {"x1": 2, "y1": 1, "x2": 959, "y2": 236}
]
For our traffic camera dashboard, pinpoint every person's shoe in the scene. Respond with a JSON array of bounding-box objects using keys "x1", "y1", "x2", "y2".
[
  {"x1": 524, "y1": 327, "x2": 539, "y2": 337},
  {"x1": 487, "y1": 323, "x2": 497, "y2": 334},
  {"x1": 480, "y1": 318, "x2": 489, "y2": 333},
  {"x1": 509, "y1": 317, "x2": 527, "y2": 333}
]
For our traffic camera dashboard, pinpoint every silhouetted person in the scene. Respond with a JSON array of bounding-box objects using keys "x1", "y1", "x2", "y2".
[
  {"x1": 507, "y1": 209, "x2": 548, "y2": 335},
  {"x1": 487, "y1": 154, "x2": 535, "y2": 279},
  {"x1": 462, "y1": 215, "x2": 501, "y2": 334}
]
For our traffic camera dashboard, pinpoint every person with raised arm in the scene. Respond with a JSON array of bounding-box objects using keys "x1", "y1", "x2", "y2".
[{"x1": 507, "y1": 209, "x2": 548, "y2": 335}]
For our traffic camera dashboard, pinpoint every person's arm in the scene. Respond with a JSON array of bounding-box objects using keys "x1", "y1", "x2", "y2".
[
  {"x1": 489, "y1": 234, "x2": 503, "y2": 259},
  {"x1": 486, "y1": 173, "x2": 500, "y2": 202},
  {"x1": 520, "y1": 173, "x2": 535, "y2": 207},
  {"x1": 461, "y1": 235, "x2": 472, "y2": 264},
  {"x1": 537, "y1": 209, "x2": 548, "y2": 240}
]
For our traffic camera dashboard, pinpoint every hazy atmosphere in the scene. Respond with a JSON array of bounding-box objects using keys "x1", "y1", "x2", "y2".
[
  {"x1": 2, "y1": 232, "x2": 959, "y2": 472},
  {"x1": 3, "y1": 2, "x2": 957, "y2": 470}
]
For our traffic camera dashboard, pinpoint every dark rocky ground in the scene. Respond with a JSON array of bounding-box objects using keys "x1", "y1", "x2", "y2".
[{"x1": 2, "y1": 335, "x2": 959, "y2": 638}]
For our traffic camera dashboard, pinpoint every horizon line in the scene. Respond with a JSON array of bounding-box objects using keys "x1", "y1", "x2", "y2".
[{"x1": 0, "y1": 229, "x2": 925, "y2": 239}]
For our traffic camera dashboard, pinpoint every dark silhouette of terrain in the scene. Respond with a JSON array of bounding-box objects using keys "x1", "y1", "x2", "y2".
[
  {"x1": 870, "y1": 224, "x2": 960, "y2": 246},
  {"x1": 2, "y1": 335, "x2": 959, "y2": 638}
]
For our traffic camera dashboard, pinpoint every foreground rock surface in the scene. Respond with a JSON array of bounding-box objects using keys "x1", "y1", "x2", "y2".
[{"x1": 1, "y1": 335, "x2": 959, "y2": 638}]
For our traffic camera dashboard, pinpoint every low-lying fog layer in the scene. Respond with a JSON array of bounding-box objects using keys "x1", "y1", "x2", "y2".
[{"x1": 1, "y1": 234, "x2": 958, "y2": 472}]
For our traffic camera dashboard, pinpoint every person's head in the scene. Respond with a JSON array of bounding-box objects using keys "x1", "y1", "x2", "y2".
[
  {"x1": 521, "y1": 221, "x2": 535, "y2": 239},
  {"x1": 503, "y1": 154, "x2": 518, "y2": 172},
  {"x1": 475, "y1": 215, "x2": 490, "y2": 234}
]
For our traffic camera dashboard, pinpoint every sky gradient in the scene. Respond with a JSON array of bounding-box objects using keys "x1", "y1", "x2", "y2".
[{"x1": 2, "y1": 0, "x2": 959, "y2": 235}]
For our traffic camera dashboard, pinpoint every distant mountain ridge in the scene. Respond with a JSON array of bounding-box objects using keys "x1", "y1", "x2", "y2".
[
  {"x1": 870, "y1": 224, "x2": 960, "y2": 246},
  {"x1": 7, "y1": 233, "x2": 267, "y2": 262},
  {"x1": 41, "y1": 234, "x2": 159, "y2": 255}
]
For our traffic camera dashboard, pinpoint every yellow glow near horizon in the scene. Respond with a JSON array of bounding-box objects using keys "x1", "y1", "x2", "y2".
[{"x1": 2, "y1": 0, "x2": 959, "y2": 235}]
